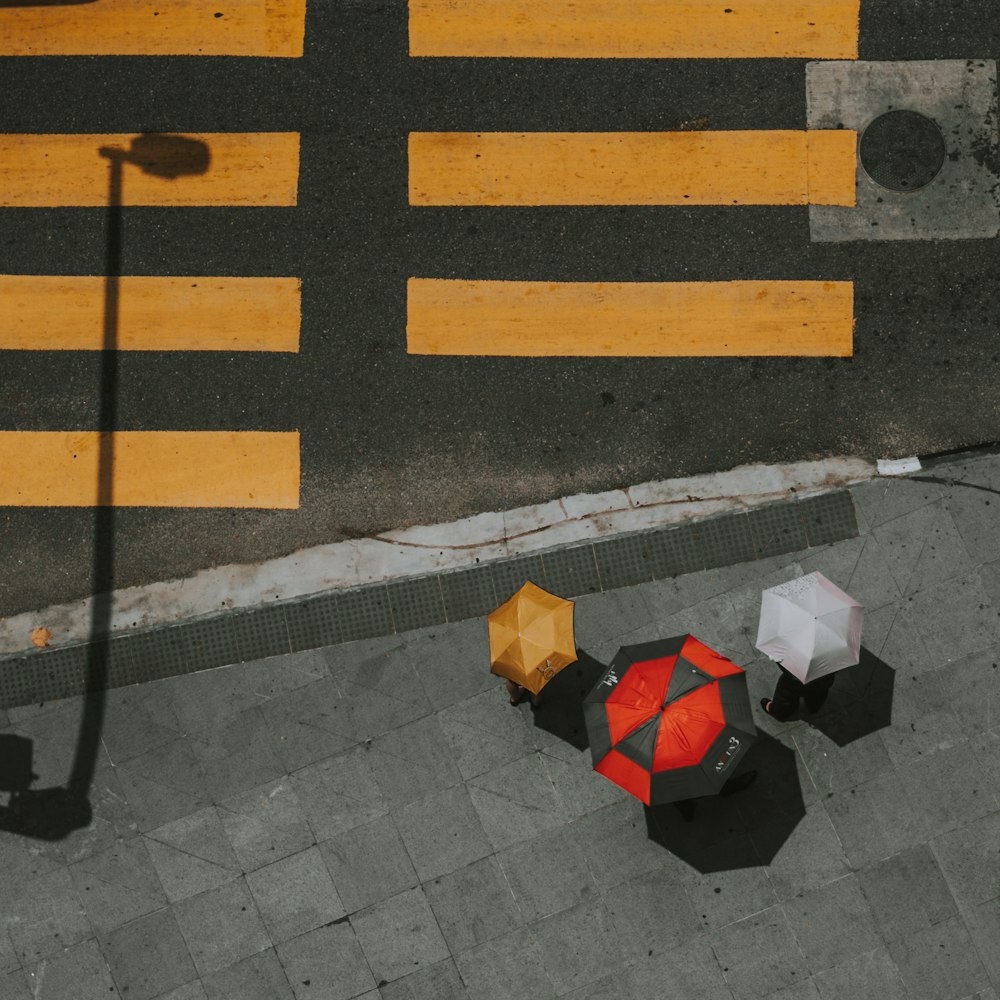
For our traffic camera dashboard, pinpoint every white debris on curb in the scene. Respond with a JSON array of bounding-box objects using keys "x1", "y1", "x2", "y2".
[
  {"x1": 0, "y1": 456, "x2": 877, "y2": 656},
  {"x1": 877, "y1": 456, "x2": 922, "y2": 476}
]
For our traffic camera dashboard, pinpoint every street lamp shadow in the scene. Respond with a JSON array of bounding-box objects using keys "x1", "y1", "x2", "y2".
[{"x1": 0, "y1": 135, "x2": 210, "y2": 840}]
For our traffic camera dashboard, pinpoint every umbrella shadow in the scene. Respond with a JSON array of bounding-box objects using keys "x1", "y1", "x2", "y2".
[
  {"x1": 643, "y1": 731, "x2": 806, "y2": 873},
  {"x1": 802, "y1": 646, "x2": 895, "y2": 747},
  {"x1": 529, "y1": 650, "x2": 608, "y2": 751}
]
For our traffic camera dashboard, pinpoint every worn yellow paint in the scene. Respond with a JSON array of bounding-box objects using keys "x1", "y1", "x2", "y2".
[
  {"x1": 0, "y1": 432, "x2": 300, "y2": 508},
  {"x1": 409, "y1": 130, "x2": 857, "y2": 206},
  {"x1": 0, "y1": 0, "x2": 306, "y2": 57},
  {"x1": 407, "y1": 279, "x2": 854, "y2": 356},
  {"x1": 0, "y1": 133, "x2": 299, "y2": 207},
  {"x1": 409, "y1": 0, "x2": 859, "y2": 58},
  {"x1": 0, "y1": 276, "x2": 300, "y2": 352}
]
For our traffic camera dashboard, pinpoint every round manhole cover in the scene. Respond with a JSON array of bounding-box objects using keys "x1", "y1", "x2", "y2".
[{"x1": 859, "y1": 110, "x2": 947, "y2": 192}]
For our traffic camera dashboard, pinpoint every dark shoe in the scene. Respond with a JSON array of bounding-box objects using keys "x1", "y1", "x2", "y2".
[
  {"x1": 719, "y1": 770, "x2": 758, "y2": 797},
  {"x1": 759, "y1": 698, "x2": 771, "y2": 714}
]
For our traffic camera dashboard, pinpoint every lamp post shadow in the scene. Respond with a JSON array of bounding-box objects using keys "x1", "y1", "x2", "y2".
[{"x1": 0, "y1": 135, "x2": 209, "y2": 840}]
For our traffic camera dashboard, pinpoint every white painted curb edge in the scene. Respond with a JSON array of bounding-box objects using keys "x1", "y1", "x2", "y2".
[{"x1": 0, "y1": 456, "x2": 878, "y2": 657}]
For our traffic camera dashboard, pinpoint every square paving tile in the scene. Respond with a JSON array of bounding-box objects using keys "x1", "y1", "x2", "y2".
[
  {"x1": 568, "y1": 798, "x2": 673, "y2": 893},
  {"x1": 246, "y1": 846, "x2": 345, "y2": 944},
  {"x1": 710, "y1": 905, "x2": 805, "y2": 1000},
  {"x1": 319, "y1": 815, "x2": 418, "y2": 914},
  {"x1": 942, "y1": 645, "x2": 1000, "y2": 737},
  {"x1": 70, "y1": 836, "x2": 166, "y2": 935},
  {"x1": 466, "y1": 753, "x2": 566, "y2": 852},
  {"x1": 627, "y1": 936, "x2": 730, "y2": 1000},
  {"x1": 0, "y1": 971, "x2": 31, "y2": 1000},
  {"x1": 101, "y1": 907, "x2": 196, "y2": 1000},
  {"x1": 116, "y1": 737, "x2": 211, "y2": 833},
  {"x1": 275, "y1": 922, "x2": 375, "y2": 1000},
  {"x1": 201, "y1": 948, "x2": 294, "y2": 1000},
  {"x1": 823, "y1": 770, "x2": 931, "y2": 869},
  {"x1": 173, "y1": 878, "x2": 271, "y2": 976},
  {"x1": 4, "y1": 868, "x2": 91, "y2": 966},
  {"x1": 189, "y1": 706, "x2": 286, "y2": 804},
  {"x1": 22, "y1": 939, "x2": 118, "y2": 1000},
  {"x1": 145, "y1": 806, "x2": 241, "y2": 903},
  {"x1": 424, "y1": 855, "x2": 523, "y2": 954},
  {"x1": 964, "y1": 896, "x2": 1000, "y2": 987},
  {"x1": 857, "y1": 844, "x2": 957, "y2": 944},
  {"x1": 259, "y1": 677, "x2": 357, "y2": 772},
  {"x1": 453, "y1": 928, "x2": 554, "y2": 1000},
  {"x1": 931, "y1": 810, "x2": 1000, "y2": 909},
  {"x1": 783, "y1": 875, "x2": 880, "y2": 976},
  {"x1": 218, "y1": 778, "x2": 316, "y2": 874},
  {"x1": 378, "y1": 958, "x2": 468, "y2": 1000},
  {"x1": 529, "y1": 898, "x2": 622, "y2": 996},
  {"x1": 760, "y1": 804, "x2": 852, "y2": 902},
  {"x1": 394, "y1": 784, "x2": 492, "y2": 882},
  {"x1": 909, "y1": 572, "x2": 1000, "y2": 665},
  {"x1": 407, "y1": 619, "x2": 495, "y2": 709},
  {"x1": 290, "y1": 745, "x2": 387, "y2": 841},
  {"x1": 497, "y1": 826, "x2": 598, "y2": 923},
  {"x1": 679, "y1": 845, "x2": 779, "y2": 930},
  {"x1": 351, "y1": 887, "x2": 449, "y2": 984},
  {"x1": 812, "y1": 947, "x2": 907, "y2": 1000},
  {"x1": 605, "y1": 867, "x2": 701, "y2": 962},
  {"x1": 888, "y1": 915, "x2": 991, "y2": 1000},
  {"x1": 369, "y1": 714, "x2": 462, "y2": 810},
  {"x1": 897, "y1": 743, "x2": 998, "y2": 840}
]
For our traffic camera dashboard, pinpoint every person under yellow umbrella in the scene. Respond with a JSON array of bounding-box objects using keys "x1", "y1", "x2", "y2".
[{"x1": 488, "y1": 581, "x2": 577, "y2": 707}]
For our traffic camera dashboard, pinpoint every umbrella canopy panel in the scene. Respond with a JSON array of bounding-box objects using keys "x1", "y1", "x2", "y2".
[
  {"x1": 488, "y1": 580, "x2": 576, "y2": 694},
  {"x1": 584, "y1": 636, "x2": 756, "y2": 805},
  {"x1": 756, "y1": 571, "x2": 863, "y2": 682}
]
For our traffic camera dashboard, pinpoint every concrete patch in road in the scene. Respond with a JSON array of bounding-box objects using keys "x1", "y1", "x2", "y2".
[{"x1": 807, "y1": 59, "x2": 999, "y2": 241}]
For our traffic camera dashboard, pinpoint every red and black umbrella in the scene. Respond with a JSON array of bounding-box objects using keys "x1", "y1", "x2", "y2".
[{"x1": 583, "y1": 635, "x2": 756, "y2": 805}]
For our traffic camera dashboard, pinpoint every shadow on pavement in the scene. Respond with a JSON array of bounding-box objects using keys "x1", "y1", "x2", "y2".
[
  {"x1": 803, "y1": 646, "x2": 895, "y2": 747},
  {"x1": 0, "y1": 135, "x2": 209, "y2": 841},
  {"x1": 643, "y1": 731, "x2": 806, "y2": 873},
  {"x1": 529, "y1": 649, "x2": 608, "y2": 750}
]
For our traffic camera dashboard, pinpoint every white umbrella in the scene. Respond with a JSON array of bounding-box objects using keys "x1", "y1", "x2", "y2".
[{"x1": 755, "y1": 571, "x2": 863, "y2": 683}]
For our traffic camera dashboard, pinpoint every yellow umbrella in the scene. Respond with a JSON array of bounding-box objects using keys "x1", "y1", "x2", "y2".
[{"x1": 488, "y1": 581, "x2": 577, "y2": 694}]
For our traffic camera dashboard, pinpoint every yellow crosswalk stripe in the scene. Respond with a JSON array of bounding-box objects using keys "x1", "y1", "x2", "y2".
[
  {"x1": 0, "y1": 0, "x2": 306, "y2": 57},
  {"x1": 410, "y1": 131, "x2": 857, "y2": 207},
  {"x1": 0, "y1": 431, "x2": 300, "y2": 508},
  {"x1": 407, "y1": 279, "x2": 854, "y2": 357},
  {"x1": 0, "y1": 276, "x2": 300, "y2": 352},
  {"x1": 0, "y1": 133, "x2": 299, "y2": 207},
  {"x1": 409, "y1": 0, "x2": 859, "y2": 59}
]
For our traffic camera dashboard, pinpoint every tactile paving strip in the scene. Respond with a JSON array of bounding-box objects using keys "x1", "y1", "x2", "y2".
[{"x1": 0, "y1": 492, "x2": 860, "y2": 709}]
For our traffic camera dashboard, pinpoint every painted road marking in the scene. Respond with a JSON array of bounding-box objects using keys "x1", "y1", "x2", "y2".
[
  {"x1": 409, "y1": 0, "x2": 859, "y2": 59},
  {"x1": 0, "y1": 432, "x2": 300, "y2": 508},
  {"x1": 0, "y1": 276, "x2": 301, "y2": 352},
  {"x1": 407, "y1": 279, "x2": 854, "y2": 356},
  {"x1": 0, "y1": 133, "x2": 299, "y2": 207},
  {"x1": 0, "y1": 0, "x2": 306, "y2": 57},
  {"x1": 410, "y1": 131, "x2": 857, "y2": 207}
]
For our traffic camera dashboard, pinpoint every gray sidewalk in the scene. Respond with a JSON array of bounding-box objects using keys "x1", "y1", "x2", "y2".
[{"x1": 2, "y1": 453, "x2": 1000, "y2": 1000}]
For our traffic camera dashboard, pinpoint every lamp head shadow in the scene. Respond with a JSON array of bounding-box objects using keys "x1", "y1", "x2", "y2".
[{"x1": 99, "y1": 133, "x2": 211, "y2": 179}]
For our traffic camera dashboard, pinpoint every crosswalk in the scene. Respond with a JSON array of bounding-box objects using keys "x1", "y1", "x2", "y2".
[
  {"x1": 0, "y1": 1, "x2": 303, "y2": 509},
  {"x1": 406, "y1": 1, "x2": 861, "y2": 359},
  {"x1": 0, "y1": 2, "x2": 866, "y2": 506}
]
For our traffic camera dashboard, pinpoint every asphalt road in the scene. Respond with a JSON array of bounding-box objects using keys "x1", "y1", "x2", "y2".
[{"x1": 1, "y1": 0, "x2": 999, "y2": 615}]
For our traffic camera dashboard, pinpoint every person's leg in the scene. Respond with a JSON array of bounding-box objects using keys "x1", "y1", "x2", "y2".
[
  {"x1": 505, "y1": 679, "x2": 526, "y2": 705},
  {"x1": 764, "y1": 671, "x2": 800, "y2": 721},
  {"x1": 803, "y1": 674, "x2": 836, "y2": 713}
]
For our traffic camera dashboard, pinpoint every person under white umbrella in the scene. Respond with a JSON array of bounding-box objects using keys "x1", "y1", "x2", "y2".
[{"x1": 755, "y1": 571, "x2": 863, "y2": 720}]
